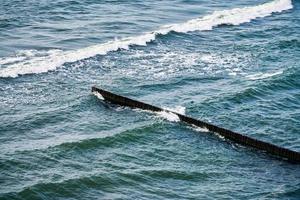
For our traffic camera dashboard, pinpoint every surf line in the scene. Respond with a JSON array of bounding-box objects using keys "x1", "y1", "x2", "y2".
[{"x1": 92, "y1": 86, "x2": 300, "y2": 163}]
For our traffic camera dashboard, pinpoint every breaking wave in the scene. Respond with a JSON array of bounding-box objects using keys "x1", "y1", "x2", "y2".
[
  {"x1": 157, "y1": 111, "x2": 181, "y2": 122},
  {"x1": 92, "y1": 91, "x2": 105, "y2": 100},
  {"x1": 156, "y1": 106, "x2": 186, "y2": 122},
  {"x1": 0, "y1": 0, "x2": 293, "y2": 78}
]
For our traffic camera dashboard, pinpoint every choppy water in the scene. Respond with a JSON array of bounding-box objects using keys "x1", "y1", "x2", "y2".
[{"x1": 1, "y1": 0, "x2": 300, "y2": 199}]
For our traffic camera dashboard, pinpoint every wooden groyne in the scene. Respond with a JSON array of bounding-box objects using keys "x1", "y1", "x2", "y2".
[{"x1": 92, "y1": 86, "x2": 300, "y2": 163}]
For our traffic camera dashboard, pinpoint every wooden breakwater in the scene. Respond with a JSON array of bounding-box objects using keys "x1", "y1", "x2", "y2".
[{"x1": 92, "y1": 86, "x2": 300, "y2": 163}]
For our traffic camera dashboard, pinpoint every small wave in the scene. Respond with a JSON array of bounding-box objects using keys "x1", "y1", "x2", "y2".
[
  {"x1": 157, "y1": 111, "x2": 180, "y2": 122},
  {"x1": 246, "y1": 70, "x2": 283, "y2": 80},
  {"x1": 278, "y1": 38, "x2": 300, "y2": 49},
  {"x1": 152, "y1": 106, "x2": 186, "y2": 122},
  {"x1": 0, "y1": 0, "x2": 293, "y2": 78},
  {"x1": 1, "y1": 172, "x2": 115, "y2": 198},
  {"x1": 134, "y1": 105, "x2": 185, "y2": 122},
  {"x1": 163, "y1": 106, "x2": 186, "y2": 115},
  {"x1": 92, "y1": 91, "x2": 104, "y2": 100},
  {"x1": 1, "y1": 122, "x2": 153, "y2": 155}
]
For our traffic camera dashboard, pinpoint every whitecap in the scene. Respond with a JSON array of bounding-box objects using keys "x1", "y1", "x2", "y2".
[
  {"x1": 163, "y1": 105, "x2": 186, "y2": 115},
  {"x1": 92, "y1": 91, "x2": 105, "y2": 100},
  {"x1": 157, "y1": 111, "x2": 180, "y2": 122}
]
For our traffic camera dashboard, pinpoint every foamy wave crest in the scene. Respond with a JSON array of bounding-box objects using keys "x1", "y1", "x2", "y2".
[
  {"x1": 246, "y1": 70, "x2": 283, "y2": 80},
  {"x1": 193, "y1": 126, "x2": 210, "y2": 133},
  {"x1": 157, "y1": 105, "x2": 185, "y2": 122},
  {"x1": 92, "y1": 91, "x2": 105, "y2": 100},
  {"x1": 0, "y1": 0, "x2": 292, "y2": 78},
  {"x1": 163, "y1": 106, "x2": 186, "y2": 115},
  {"x1": 157, "y1": 111, "x2": 180, "y2": 122}
]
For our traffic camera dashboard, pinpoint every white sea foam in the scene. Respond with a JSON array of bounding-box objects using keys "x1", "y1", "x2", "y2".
[
  {"x1": 157, "y1": 105, "x2": 186, "y2": 122},
  {"x1": 0, "y1": 56, "x2": 26, "y2": 65},
  {"x1": 156, "y1": 106, "x2": 185, "y2": 122},
  {"x1": 0, "y1": 0, "x2": 292, "y2": 78},
  {"x1": 133, "y1": 105, "x2": 185, "y2": 122},
  {"x1": 163, "y1": 105, "x2": 186, "y2": 115},
  {"x1": 92, "y1": 91, "x2": 105, "y2": 100},
  {"x1": 157, "y1": 111, "x2": 180, "y2": 122},
  {"x1": 246, "y1": 70, "x2": 283, "y2": 80},
  {"x1": 191, "y1": 125, "x2": 226, "y2": 141},
  {"x1": 193, "y1": 126, "x2": 210, "y2": 133},
  {"x1": 154, "y1": 106, "x2": 186, "y2": 122}
]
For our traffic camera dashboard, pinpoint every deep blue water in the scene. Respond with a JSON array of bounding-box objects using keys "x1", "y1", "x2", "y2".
[{"x1": 0, "y1": 0, "x2": 300, "y2": 199}]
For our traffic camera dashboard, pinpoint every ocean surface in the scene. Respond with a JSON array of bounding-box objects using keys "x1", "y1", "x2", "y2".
[{"x1": 1, "y1": 0, "x2": 300, "y2": 199}]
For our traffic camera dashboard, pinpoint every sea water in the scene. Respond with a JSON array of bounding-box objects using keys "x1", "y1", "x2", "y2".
[{"x1": 0, "y1": 0, "x2": 300, "y2": 199}]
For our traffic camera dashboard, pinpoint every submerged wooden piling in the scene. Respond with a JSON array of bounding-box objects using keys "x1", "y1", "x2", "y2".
[{"x1": 92, "y1": 86, "x2": 300, "y2": 163}]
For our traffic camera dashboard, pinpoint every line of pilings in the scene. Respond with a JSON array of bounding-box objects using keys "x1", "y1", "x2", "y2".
[{"x1": 92, "y1": 86, "x2": 300, "y2": 163}]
